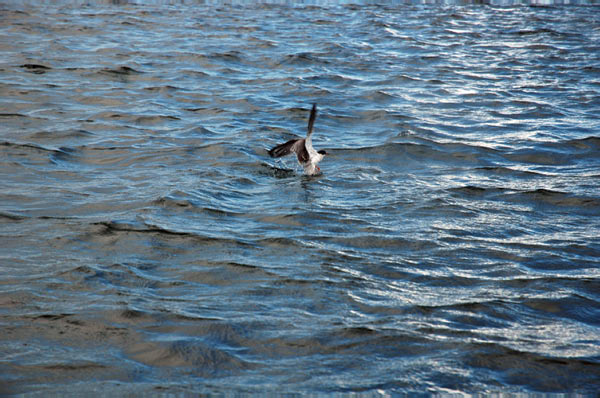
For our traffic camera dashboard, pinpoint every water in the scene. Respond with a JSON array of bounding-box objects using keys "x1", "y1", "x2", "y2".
[{"x1": 1, "y1": 2, "x2": 600, "y2": 395}]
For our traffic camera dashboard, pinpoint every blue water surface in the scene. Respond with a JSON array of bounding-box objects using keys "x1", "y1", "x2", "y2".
[{"x1": 1, "y1": 1, "x2": 599, "y2": 396}]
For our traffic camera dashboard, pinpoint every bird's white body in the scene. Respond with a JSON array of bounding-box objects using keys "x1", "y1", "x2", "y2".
[{"x1": 302, "y1": 136, "x2": 324, "y2": 175}]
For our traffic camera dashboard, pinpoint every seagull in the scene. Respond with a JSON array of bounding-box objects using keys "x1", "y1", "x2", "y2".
[{"x1": 268, "y1": 103, "x2": 327, "y2": 175}]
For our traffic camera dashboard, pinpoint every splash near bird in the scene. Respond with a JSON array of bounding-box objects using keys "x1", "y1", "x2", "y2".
[{"x1": 268, "y1": 103, "x2": 327, "y2": 175}]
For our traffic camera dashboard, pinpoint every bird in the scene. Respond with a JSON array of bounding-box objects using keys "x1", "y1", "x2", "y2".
[{"x1": 268, "y1": 103, "x2": 327, "y2": 175}]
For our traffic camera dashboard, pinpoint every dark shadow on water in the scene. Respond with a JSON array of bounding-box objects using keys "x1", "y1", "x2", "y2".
[
  {"x1": 301, "y1": 172, "x2": 324, "y2": 183},
  {"x1": 259, "y1": 163, "x2": 297, "y2": 179}
]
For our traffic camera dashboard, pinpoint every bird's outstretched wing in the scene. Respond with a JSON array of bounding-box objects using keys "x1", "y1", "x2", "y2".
[
  {"x1": 269, "y1": 104, "x2": 317, "y2": 165},
  {"x1": 307, "y1": 103, "x2": 317, "y2": 138},
  {"x1": 268, "y1": 138, "x2": 309, "y2": 163}
]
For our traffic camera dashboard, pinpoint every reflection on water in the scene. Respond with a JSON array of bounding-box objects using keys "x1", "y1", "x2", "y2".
[{"x1": 1, "y1": 1, "x2": 600, "y2": 396}]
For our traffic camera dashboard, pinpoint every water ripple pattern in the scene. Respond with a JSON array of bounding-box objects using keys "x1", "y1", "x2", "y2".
[{"x1": 1, "y1": 2, "x2": 599, "y2": 395}]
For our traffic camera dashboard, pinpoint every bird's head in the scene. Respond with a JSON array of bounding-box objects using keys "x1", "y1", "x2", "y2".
[{"x1": 317, "y1": 150, "x2": 327, "y2": 156}]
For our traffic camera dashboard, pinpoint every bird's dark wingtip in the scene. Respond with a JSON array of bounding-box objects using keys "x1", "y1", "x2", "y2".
[
  {"x1": 269, "y1": 139, "x2": 299, "y2": 158},
  {"x1": 307, "y1": 103, "x2": 317, "y2": 136}
]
